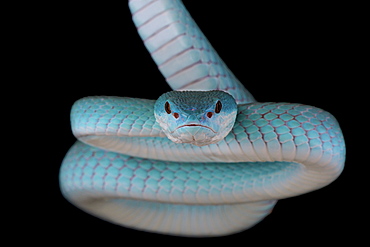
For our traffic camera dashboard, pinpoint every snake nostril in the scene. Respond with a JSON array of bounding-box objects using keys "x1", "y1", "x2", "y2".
[
  {"x1": 207, "y1": 112, "x2": 213, "y2": 118},
  {"x1": 173, "y1": 112, "x2": 179, "y2": 119}
]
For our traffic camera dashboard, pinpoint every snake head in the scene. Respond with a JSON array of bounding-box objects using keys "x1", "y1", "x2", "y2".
[{"x1": 154, "y1": 90, "x2": 237, "y2": 146}]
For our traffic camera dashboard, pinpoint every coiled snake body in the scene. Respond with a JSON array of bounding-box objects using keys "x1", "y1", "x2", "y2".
[{"x1": 60, "y1": 0, "x2": 345, "y2": 237}]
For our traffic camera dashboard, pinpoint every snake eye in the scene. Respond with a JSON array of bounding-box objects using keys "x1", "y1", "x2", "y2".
[
  {"x1": 165, "y1": 101, "x2": 171, "y2": 114},
  {"x1": 215, "y1": 100, "x2": 222, "y2": 113}
]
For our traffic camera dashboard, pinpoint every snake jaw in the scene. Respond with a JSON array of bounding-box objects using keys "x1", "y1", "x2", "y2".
[
  {"x1": 175, "y1": 124, "x2": 216, "y2": 133},
  {"x1": 168, "y1": 124, "x2": 218, "y2": 146}
]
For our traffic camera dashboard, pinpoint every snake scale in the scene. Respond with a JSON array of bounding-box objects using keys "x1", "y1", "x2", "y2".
[{"x1": 60, "y1": 0, "x2": 345, "y2": 237}]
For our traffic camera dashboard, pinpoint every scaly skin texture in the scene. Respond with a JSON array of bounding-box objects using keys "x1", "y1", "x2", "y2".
[
  {"x1": 59, "y1": 0, "x2": 346, "y2": 237},
  {"x1": 154, "y1": 91, "x2": 238, "y2": 146},
  {"x1": 60, "y1": 96, "x2": 345, "y2": 236},
  {"x1": 129, "y1": 0, "x2": 255, "y2": 104}
]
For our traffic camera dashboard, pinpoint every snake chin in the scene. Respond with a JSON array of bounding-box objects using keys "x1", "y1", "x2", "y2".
[
  {"x1": 176, "y1": 124, "x2": 216, "y2": 133},
  {"x1": 168, "y1": 125, "x2": 220, "y2": 146}
]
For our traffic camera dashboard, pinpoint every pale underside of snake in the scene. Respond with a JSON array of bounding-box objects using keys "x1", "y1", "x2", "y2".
[{"x1": 60, "y1": 0, "x2": 346, "y2": 237}]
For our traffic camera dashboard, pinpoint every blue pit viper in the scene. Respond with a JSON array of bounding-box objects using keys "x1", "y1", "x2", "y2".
[{"x1": 59, "y1": 0, "x2": 346, "y2": 237}]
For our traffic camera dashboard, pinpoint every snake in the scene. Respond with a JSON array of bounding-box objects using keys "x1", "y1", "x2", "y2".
[{"x1": 59, "y1": 0, "x2": 346, "y2": 237}]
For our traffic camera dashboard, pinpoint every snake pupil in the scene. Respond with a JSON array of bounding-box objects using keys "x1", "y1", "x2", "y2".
[
  {"x1": 165, "y1": 101, "x2": 171, "y2": 114},
  {"x1": 215, "y1": 100, "x2": 222, "y2": 113}
]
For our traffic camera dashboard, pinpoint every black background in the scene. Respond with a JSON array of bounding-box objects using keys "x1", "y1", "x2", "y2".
[{"x1": 32, "y1": 1, "x2": 362, "y2": 244}]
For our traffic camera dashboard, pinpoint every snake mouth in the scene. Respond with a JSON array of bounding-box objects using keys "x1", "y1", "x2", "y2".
[{"x1": 176, "y1": 124, "x2": 216, "y2": 133}]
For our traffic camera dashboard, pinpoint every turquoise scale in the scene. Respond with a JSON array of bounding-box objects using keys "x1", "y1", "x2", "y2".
[{"x1": 59, "y1": 0, "x2": 345, "y2": 237}]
